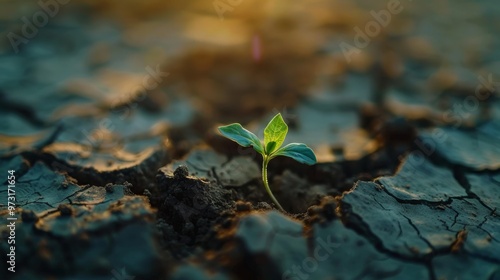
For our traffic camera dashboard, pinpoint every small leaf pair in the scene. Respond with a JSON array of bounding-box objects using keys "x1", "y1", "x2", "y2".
[
  {"x1": 218, "y1": 114, "x2": 316, "y2": 165},
  {"x1": 218, "y1": 113, "x2": 317, "y2": 211}
]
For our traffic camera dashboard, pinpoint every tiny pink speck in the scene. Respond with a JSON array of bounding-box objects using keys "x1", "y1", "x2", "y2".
[{"x1": 252, "y1": 35, "x2": 261, "y2": 62}]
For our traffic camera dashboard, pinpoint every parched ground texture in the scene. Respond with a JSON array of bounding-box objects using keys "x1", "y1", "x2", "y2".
[{"x1": 1, "y1": 0, "x2": 500, "y2": 279}]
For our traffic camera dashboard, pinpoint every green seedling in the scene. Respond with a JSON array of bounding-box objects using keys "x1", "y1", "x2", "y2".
[{"x1": 218, "y1": 113, "x2": 317, "y2": 211}]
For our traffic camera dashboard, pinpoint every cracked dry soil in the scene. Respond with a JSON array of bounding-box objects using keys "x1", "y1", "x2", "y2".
[
  {"x1": 1, "y1": 119, "x2": 499, "y2": 279},
  {"x1": 1, "y1": 0, "x2": 500, "y2": 279}
]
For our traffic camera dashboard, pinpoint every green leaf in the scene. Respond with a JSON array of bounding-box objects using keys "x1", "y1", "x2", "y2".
[
  {"x1": 271, "y1": 143, "x2": 317, "y2": 165},
  {"x1": 218, "y1": 123, "x2": 264, "y2": 155},
  {"x1": 266, "y1": 141, "x2": 277, "y2": 155},
  {"x1": 264, "y1": 113, "x2": 288, "y2": 154}
]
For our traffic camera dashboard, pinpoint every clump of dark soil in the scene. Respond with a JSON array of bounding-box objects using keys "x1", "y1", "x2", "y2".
[{"x1": 150, "y1": 165, "x2": 237, "y2": 258}]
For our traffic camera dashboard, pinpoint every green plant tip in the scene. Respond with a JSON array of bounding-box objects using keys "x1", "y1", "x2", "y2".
[{"x1": 218, "y1": 113, "x2": 317, "y2": 211}]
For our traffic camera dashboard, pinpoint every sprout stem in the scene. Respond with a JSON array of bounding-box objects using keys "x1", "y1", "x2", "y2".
[{"x1": 262, "y1": 156, "x2": 285, "y2": 211}]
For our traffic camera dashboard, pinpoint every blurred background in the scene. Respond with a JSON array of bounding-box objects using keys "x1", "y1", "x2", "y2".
[{"x1": 0, "y1": 0, "x2": 499, "y2": 168}]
